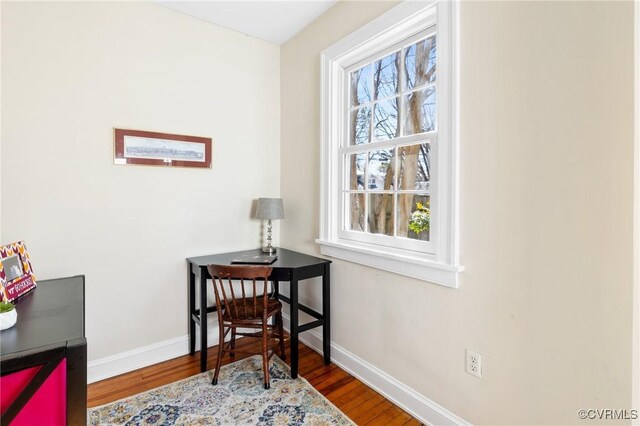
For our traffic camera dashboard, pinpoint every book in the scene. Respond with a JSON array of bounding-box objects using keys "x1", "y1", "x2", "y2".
[{"x1": 230, "y1": 254, "x2": 278, "y2": 265}]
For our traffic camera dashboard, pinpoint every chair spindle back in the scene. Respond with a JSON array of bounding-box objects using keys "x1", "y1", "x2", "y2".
[{"x1": 207, "y1": 265, "x2": 273, "y2": 321}]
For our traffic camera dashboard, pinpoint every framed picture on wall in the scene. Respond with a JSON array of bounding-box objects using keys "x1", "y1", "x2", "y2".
[
  {"x1": 114, "y1": 128, "x2": 212, "y2": 168},
  {"x1": 0, "y1": 241, "x2": 37, "y2": 302}
]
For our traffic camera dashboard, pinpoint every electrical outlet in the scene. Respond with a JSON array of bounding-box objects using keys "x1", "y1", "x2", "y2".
[{"x1": 466, "y1": 349, "x2": 482, "y2": 378}]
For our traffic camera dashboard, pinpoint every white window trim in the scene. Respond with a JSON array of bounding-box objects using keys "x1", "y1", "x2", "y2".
[{"x1": 317, "y1": 0, "x2": 463, "y2": 288}]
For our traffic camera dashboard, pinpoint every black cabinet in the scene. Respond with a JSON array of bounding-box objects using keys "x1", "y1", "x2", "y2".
[{"x1": 1, "y1": 275, "x2": 87, "y2": 425}]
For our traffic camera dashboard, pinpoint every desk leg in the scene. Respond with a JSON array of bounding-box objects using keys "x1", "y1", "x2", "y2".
[
  {"x1": 199, "y1": 266, "x2": 208, "y2": 372},
  {"x1": 322, "y1": 264, "x2": 331, "y2": 365},
  {"x1": 188, "y1": 265, "x2": 196, "y2": 356},
  {"x1": 271, "y1": 280, "x2": 279, "y2": 327},
  {"x1": 290, "y1": 277, "x2": 299, "y2": 379}
]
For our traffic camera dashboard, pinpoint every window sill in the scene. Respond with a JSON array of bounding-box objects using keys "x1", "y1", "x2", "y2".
[{"x1": 315, "y1": 239, "x2": 463, "y2": 288}]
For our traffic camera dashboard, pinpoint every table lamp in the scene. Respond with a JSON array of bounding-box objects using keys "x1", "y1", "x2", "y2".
[{"x1": 256, "y1": 198, "x2": 284, "y2": 254}]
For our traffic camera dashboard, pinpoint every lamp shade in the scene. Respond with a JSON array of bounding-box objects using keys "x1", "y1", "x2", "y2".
[{"x1": 256, "y1": 198, "x2": 285, "y2": 220}]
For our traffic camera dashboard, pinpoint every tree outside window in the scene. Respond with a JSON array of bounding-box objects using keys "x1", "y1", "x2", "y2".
[{"x1": 345, "y1": 33, "x2": 436, "y2": 243}]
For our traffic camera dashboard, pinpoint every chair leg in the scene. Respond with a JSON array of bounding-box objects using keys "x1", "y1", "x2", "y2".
[
  {"x1": 212, "y1": 321, "x2": 225, "y2": 385},
  {"x1": 277, "y1": 311, "x2": 286, "y2": 362},
  {"x1": 230, "y1": 328, "x2": 236, "y2": 358},
  {"x1": 262, "y1": 320, "x2": 270, "y2": 389}
]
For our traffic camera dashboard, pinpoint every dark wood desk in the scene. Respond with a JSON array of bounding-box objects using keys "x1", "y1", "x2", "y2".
[
  {"x1": 186, "y1": 248, "x2": 331, "y2": 378},
  {"x1": 0, "y1": 275, "x2": 87, "y2": 426}
]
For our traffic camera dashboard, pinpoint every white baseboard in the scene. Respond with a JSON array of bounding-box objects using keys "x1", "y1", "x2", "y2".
[
  {"x1": 88, "y1": 324, "x2": 262, "y2": 384},
  {"x1": 87, "y1": 328, "x2": 220, "y2": 384},
  {"x1": 88, "y1": 335, "x2": 189, "y2": 383},
  {"x1": 88, "y1": 313, "x2": 469, "y2": 426},
  {"x1": 282, "y1": 313, "x2": 470, "y2": 426}
]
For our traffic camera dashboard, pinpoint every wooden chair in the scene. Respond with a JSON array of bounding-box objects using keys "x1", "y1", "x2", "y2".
[{"x1": 206, "y1": 264, "x2": 286, "y2": 389}]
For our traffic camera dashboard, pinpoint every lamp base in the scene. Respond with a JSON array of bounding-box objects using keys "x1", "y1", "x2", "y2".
[{"x1": 262, "y1": 245, "x2": 277, "y2": 254}]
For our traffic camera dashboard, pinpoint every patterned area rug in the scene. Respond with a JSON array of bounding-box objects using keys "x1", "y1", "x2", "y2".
[{"x1": 88, "y1": 355, "x2": 354, "y2": 425}]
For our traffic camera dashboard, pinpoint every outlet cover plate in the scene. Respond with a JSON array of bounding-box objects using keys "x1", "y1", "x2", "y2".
[{"x1": 466, "y1": 349, "x2": 482, "y2": 378}]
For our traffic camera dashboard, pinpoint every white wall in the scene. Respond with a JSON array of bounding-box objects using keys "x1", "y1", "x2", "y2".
[
  {"x1": 1, "y1": 2, "x2": 280, "y2": 361},
  {"x1": 0, "y1": 1, "x2": 3, "y2": 243},
  {"x1": 281, "y1": 1, "x2": 635, "y2": 424},
  {"x1": 633, "y1": 0, "x2": 640, "y2": 418}
]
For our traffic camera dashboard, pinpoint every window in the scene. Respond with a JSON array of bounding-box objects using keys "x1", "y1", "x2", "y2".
[
  {"x1": 344, "y1": 31, "x2": 436, "y2": 253},
  {"x1": 317, "y1": 1, "x2": 462, "y2": 287}
]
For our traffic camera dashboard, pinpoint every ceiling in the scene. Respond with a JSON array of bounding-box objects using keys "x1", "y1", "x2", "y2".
[{"x1": 155, "y1": 1, "x2": 339, "y2": 45}]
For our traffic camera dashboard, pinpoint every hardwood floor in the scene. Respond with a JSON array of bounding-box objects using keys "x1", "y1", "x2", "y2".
[{"x1": 88, "y1": 337, "x2": 420, "y2": 425}]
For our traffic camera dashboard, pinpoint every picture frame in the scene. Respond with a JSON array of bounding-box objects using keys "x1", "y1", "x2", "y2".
[
  {"x1": 0, "y1": 241, "x2": 37, "y2": 302},
  {"x1": 114, "y1": 128, "x2": 212, "y2": 168}
]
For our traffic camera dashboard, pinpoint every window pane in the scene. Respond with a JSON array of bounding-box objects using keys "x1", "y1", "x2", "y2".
[
  {"x1": 350, "y1": 65, "x2": 372, "y2": 107},
  {"x1": 397, "y1": 194, "x2": 430, "y2": 241},
  {"x1": 368, "y1": 148, "x2": 394, "y2": 190},
  {"x1": 350, "y1": 106, "x2": 371, "y2": 145},
  {"x1": 404, "y1": 87, "x2": 436, "y2": 135},
  {"x1": 398, "y1": 144, "x2": 430, "y2": 191},
  {"x1": 404, "y1": 36, "x2": 436, "y2": 90},
  {"x1": 347, "y1": 153, "x2": 366, "y2": 190},
  {"x1": 368, "y1": 193, "x2": 394, "y2": 236},
  {"x1": 373, "y1": 51, "x2": 399, "y2": 100},
  {"x1": 373, "y1": 97, "x2": 399, "y2": 141},
  {"x1": 346, "y1": 193, "x2": 365, "y2": 232}
]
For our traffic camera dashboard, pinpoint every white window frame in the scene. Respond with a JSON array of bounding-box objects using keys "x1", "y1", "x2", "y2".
[
  {"x1": 340, "y1": 27, "x2": 437, "y2": 255},
  {"x1": 317, "y1": 0, "x2": 463, "y2": 288}
]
